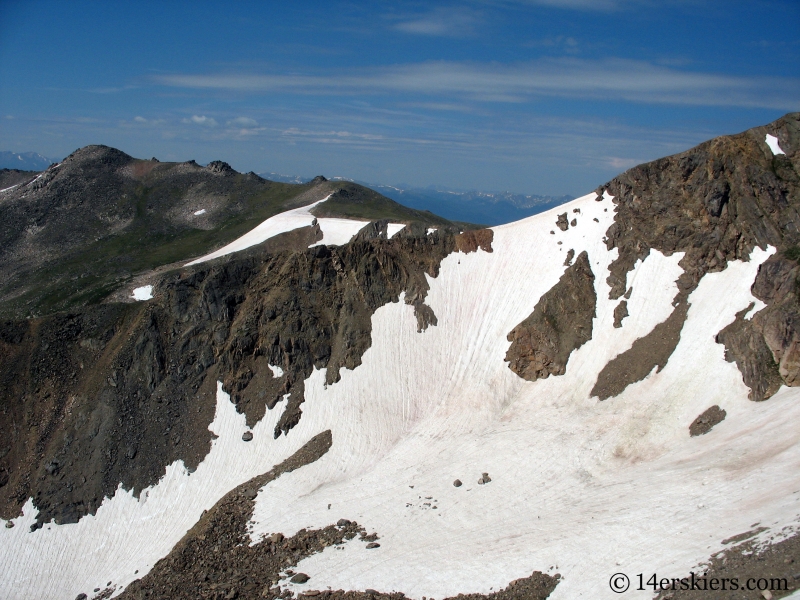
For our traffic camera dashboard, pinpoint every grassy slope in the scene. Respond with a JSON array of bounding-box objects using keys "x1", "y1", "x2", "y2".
[
  {"x1": 311, "y1": 181, "x2": 461, "y2": 227},
  {"x1": 2, "y1": 173, "x2": 314, "y2": 319}
]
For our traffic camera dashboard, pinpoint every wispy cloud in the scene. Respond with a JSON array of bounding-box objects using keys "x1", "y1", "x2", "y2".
[
  {"x1": 182, "y1": 115, "x2": 218, "y2": 127},
  {"x1": 226, "y1": 116, "x2": 258, "y2": 127},
  {"x1": 155, "y1": 58, "x2": 800, "y2": 110},
  {"x1": 392, "y1": 7, "x2": 482, "y2": 37}
]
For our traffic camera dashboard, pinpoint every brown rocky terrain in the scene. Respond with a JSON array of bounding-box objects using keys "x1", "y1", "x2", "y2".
[{"x1": 597, "y1": 112, "x2": 800, "y2": 401}]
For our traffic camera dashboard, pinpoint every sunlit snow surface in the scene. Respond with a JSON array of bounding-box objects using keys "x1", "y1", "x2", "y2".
[
  {"x1": 2, "y1": 192, "x2": 800, "y2": 599},
  {"x1": 193, "y1": 208, "x2": 207, "y2": 216},
  {"x1": 766, "y1": 134, "x2": 786, "y2": 155},
  {"x1": 185, "y1": 195, "x2": 407, "y2": 265},
  {"x1": 387, "y1": 223, "x2": 406, "y2": 238},
  {"x1": 131, "y1": 285, "x2": 153, "y2": 300}
]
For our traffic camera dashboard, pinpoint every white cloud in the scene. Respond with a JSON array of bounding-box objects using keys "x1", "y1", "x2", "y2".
[
  {"x1": 134, "y1": 116, "x2": 147, "y2": 123},
  {"x1": 393, "y1": 7, "x2": 481, "y2": 36},
  {"x1": 226, "y1": 116, "x2": 258, "y2": 127},
  {"x1": 155, "y1": 58, "x2": 800, "y2": 111},
  {"x1": 182, "y1": 115, "x2": 218, "y2": 127}
]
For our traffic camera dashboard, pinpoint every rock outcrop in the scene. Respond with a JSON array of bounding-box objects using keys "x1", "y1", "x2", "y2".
[
  {"x1": 601, "y1": 112, "x2": 800, "y2": 400},
  {"x1": 505, "y1": 251, "x2": 596, "y2": 381}
]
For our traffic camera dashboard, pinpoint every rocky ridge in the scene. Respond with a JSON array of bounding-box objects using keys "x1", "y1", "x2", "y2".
[{"x1": 0, "y1": 217, "x2": 490, "y2": 527}]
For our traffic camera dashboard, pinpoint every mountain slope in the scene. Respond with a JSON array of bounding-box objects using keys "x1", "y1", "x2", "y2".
[
  {"x1": 1, "y1": 115, "x2": 799, "y2": 600},
  {"x1": 0, "y1": 146, "x2": 460, "y2": 320}
]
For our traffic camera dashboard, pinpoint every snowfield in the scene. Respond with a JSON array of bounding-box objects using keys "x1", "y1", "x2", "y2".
[
  {"x1": 186, "y1": 195, "x2": 409, "y2": 265},
  {"x1": 2, "y1": 192, "x2": 799, "y2": 599}
]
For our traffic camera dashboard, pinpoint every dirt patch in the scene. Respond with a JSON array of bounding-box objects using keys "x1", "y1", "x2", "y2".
[
  {"x1": 505, "y1": 251, "x2": 596, "y2": 381},
  {"x1": 653, "y1": 530, "x2": 800, "y2": 599},
  {"x1": 591, "y1": 301, "x2": 689, "y2": 400},
  {"x1": 689, "y1": 405, "x2": 727, "y2": 436}
]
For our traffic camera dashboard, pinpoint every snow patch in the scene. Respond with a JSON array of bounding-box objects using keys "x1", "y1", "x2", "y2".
[
  {"x1": 308, "y1": 218, "x2": 369, "y2": 247},
  {"x1": 766, "y1": 134, "x2": 786, "y2": 156},
  {"x1": 0, "y1": 184, "x2": 19, "y2": 194},
  {"x1": 193, "y1": 208, "x2": 207, "y2": 216},
  {"x1": 186, "y1": 194, "x2": 371, "y2": 265},
  {"x1": 387, "y1": 223, "x2": 406, "y2": 238},
  {"x1": 268, "y1": 364, "x2": 284, "y2": 378},
  {"x1": 427, "y1": 228, "x2": 437, "y2": 235},
  {"x1": 131, "y1": 285, "x2": 153, "y2": 301}
]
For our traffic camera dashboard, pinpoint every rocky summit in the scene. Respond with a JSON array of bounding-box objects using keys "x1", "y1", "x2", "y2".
[{"x1": 1, "y1": 114, "x2": 799, "y2": 600}]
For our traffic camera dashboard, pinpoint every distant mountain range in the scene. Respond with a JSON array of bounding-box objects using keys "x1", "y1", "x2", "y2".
[
  {"x1": 261, "y1": 172, "x2": 573, "y2": 226},
  {"x1": 0, "y1": 151, "x2": 58, "y2": 171}
]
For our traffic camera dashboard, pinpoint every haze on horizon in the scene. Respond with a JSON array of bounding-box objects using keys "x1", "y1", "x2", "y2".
[{"x1": 0, "y1": 0, "x2": 798, "y2": 197}]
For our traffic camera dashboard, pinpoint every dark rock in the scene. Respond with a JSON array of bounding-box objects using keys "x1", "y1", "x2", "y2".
[
  {"x1": 454, "y1": 229, "x2": 494, "y2": 254},
  {"x1": 716, "y1": 303, "x2": 783, "y2": 401},
  {"x1": 505, "y1": 251, "x2": 596, "y2": 381},
  {"x1": 689, "y1": 405, "x2": 727, "y2": 436},
  {"x1": 242, "y1": 431, "x2": 254, "y2": 442},
  {"x1": 570, "y1": 218, "x2": 577, "y2": 227},
  {"x1": 365, "y1": 542, "x2": 380, "y2": 549},
  {"x1": 453, "y1": 479, "x2": 462, "y2": 487},
  {"x1": 592, "y1": 301, "x2": 689, "y2": 400},
  {"x1": 563, "y1": 249, "x2": 575, "y2": 267},
  {"x1": 75, "y1": 594, "x2": 87, "y2": 600},
  {"x1": 613, "y1": 301, "x2": 628, "y2": 328},
  {"x1": 206, "y1": 161, "x2": 236, "y2": 175},
  {"x1": 556, "y1": 213, "x2": 569, "y2": 231},
  {"x1": 290, "y1": 573, "x2": 310, "y2": 584},
  {"x1": 336, "y1": 519, "x2": 351, "y2": 527}
]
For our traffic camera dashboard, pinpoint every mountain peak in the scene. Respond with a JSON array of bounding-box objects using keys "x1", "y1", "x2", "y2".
[{"x1": 206, "y1": 160, "x2": 237, "y2": 175}]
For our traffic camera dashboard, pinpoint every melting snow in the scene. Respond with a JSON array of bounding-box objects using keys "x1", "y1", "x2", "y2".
[
  {"x1": 131, "y1": 285, "x2": 153, "y2": 301},
  {"x1": 0, "y1": 184, "x2": 19, "y2": 194},
  {"x1": 766, "y1": 134, "x2": 786, "y2": 155},
  {"x1": 193, "y1": 208, "x2": 207, "y2": 216},
  {"x1": 268, "y1": 364, "x2": 284, "y2": 378}
]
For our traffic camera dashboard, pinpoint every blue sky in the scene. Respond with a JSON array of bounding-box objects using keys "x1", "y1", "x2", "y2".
[{"x1": 0, "y1": 0, "x2": 798, "y2": 196}]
